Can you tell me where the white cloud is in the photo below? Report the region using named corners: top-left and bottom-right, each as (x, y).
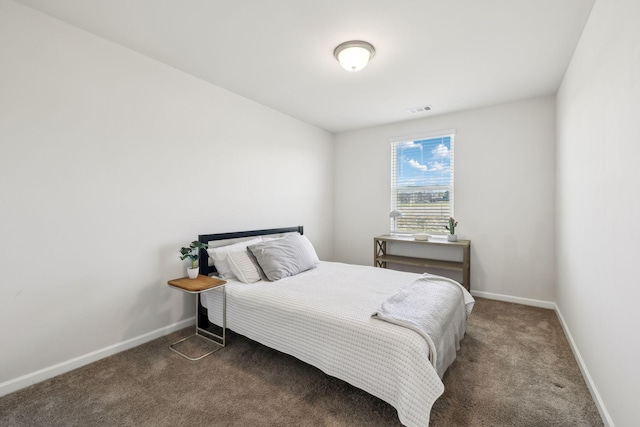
top-left (431, 143), bottom-right (449, 158)
top-left (429, 162), bottom-right (444, 171)
top-left (408, 159), bottom-right (427, 171)
top-left (399, 141), bottom-right (422, 149)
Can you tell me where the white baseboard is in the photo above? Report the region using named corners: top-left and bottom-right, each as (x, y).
top-left (554, 307), bottom-right (614, 427)
top-left (0, 317), bottom-right (194, 398)
top-left (470, 290), bottom-right (556, 309)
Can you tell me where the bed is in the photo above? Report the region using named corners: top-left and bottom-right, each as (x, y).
top-left (195, 226), bottom-right (474, 427)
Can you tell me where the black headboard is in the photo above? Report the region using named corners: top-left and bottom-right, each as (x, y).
top-left (197, 226), bottom-right (304, 276)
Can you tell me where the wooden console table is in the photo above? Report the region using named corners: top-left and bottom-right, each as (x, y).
top-left (374, 235), bottom-right (471, 291)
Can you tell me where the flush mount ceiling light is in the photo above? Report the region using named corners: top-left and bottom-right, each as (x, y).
top-left (333, 40), bottom-right (376, 72)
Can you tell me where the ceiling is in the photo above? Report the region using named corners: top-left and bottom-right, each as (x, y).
top-left (15, 0), bottom-right (595, 134)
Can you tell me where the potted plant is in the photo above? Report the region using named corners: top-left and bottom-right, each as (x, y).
top-left (179, 241), bottom-right (209, 279)
top-left (445, 217), bottom-right (458, 242)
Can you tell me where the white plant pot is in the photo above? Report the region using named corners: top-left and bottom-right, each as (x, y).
top-left (447, 234), bottom-right (458, 242)
top-left (187, 267), bottom-right (199, 279)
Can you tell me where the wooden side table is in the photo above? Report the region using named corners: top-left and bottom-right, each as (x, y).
top-left (167, 275), bottom-right (227, 361)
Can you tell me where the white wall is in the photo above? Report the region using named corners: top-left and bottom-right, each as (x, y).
top-left (0, 0), bottom-right (333, 391)
top-left (334, 96), bottom-right (556, 303)
top-left (556, 0), bottom-right (640, 425)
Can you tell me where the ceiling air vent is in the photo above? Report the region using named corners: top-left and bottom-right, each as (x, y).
top-left (407, 105), bottom-right (432, 115)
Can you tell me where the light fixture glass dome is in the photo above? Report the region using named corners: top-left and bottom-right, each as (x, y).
top-left (334, 41), bottom-right (376, 72)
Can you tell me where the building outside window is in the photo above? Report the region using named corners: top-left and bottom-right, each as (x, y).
top-left (390, 131), bottom-right (455, 234)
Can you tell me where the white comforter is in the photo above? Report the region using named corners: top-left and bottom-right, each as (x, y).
top-left (201, 261), bottom-right (474, 427)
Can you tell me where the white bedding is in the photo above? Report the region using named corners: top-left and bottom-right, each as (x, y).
top-left (201, 261), bottom-right (474, 427)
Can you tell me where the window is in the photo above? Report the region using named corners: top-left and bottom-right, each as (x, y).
top-left (390, 132), bottom-right (455, 234)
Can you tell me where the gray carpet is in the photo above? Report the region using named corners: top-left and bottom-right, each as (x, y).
top-left (0, 298), bottom-right (603, 426)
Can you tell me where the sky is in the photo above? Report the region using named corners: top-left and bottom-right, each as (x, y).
top-left (396, 136), bottom-right (453, 188)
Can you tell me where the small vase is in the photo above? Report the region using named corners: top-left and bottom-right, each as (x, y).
top-left (187, 267), bottom-right (199, 279)
top-left (447, 234), bottom-right (457, 242)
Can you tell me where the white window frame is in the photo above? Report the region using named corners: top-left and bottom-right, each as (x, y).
top-left (390, 130), bottom-right (455, 235)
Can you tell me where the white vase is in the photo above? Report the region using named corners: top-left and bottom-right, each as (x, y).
top-left (187, 267), bottom-right (199, 279)
top-left (447, 234), bottom-right (457, 242)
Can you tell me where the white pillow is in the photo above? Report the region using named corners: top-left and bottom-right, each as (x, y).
top-left (299, 235), bottom-right (320, 264)
top-left (227, 250), bottom-right (261, 283)
top-left (207, 237), bottom-right (262, 279)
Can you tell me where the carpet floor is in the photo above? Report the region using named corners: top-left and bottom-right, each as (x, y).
top-left (0, 298), bottom-right (603, 426)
